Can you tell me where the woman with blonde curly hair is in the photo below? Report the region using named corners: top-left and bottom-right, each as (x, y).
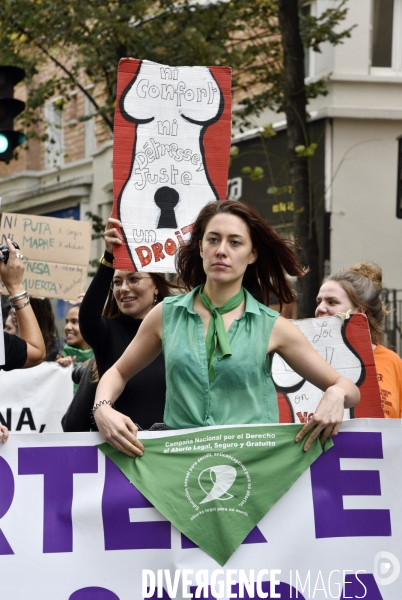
top-left (316, 261), bottom-right (402, 418)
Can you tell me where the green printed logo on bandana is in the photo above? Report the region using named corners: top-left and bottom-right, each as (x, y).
top-left (185, 452), bottom-right (251, 518)
top-left (98, 424), bottom-right (332, 566)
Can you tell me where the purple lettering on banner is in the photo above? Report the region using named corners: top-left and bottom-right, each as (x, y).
top-left (228, 582), bottom-right (305, 599)
top-left (181, 534), bottom-right (198, 549)
top-left (181, 525), bottom-right (267, 549)
top-left (102, 458), bottom-right (171, 550)
top-left (182, 582), bottom-right (305, 599)
top-left (18, 446), bottom-right (98, 553)
top-left (69, 587), bottom-right (120, 600)
top-left (147, 588), bottom-right (173, 600)
top-left (341, 573), bottom-right (383, 599)
top-left (274, 582), bottom-right (306, 600)
top-left (0, 456), bottom-right (14, 555)
top-left (189, 585), bottom-right (217, 599)
top-left (242, 526), bottom-right (267, 544)
top-left (310, 432), bottom-right (391, 538)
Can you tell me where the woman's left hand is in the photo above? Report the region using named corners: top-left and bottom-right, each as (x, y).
top-left (295, 384), bottom-right (346, 451)
top-left (269, 318), bottom-right (360, 451)
top-left (103, 217), bottom-right (123, 255)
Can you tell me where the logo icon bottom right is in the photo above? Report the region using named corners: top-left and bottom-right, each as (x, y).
top-left (374, 551), bottom-right (400, 586)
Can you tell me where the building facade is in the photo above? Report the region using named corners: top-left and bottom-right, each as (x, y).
top-left (230, 0), bottom-right (402, 296)
top-left (0, 1), bottom-right (401, 329)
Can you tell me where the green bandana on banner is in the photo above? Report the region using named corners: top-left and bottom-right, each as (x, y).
top-left (98, 424), bottom-right (332, 566)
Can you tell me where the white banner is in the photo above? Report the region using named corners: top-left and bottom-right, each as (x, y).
top-left (0, 419), bottom-right (400, 599)
top-left (0, 362), bottom-right (73, 432)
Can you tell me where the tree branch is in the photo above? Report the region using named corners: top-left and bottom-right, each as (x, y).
top-left (10, 16), bottom-right (114, 132)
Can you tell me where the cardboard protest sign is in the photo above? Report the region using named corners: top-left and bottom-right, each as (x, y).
top-left (273, 314), bottom-right (383, 423)
top-left (0, 213), bottom-right (91, 300)
top-left (113, 58), bottom-right (232, 272)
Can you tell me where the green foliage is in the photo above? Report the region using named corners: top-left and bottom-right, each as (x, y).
top-left (299, 0), bottom-right (355, 52)
top-left (233, 0), bottom-right (354, 124)
top-left (86, 211), bottom-right (105, 240)
top-left (86, 211), bottom-right (106, 276)
top-left (267, 185), bottom-right (292, 196)
top-left (261, 124), bottom-right (277, 139)
top-left (295, 143), bottom-right (318, 158)
top-left (241, 165), bottom-right (265, 180)
top-left (0, 0), bottom-right (353, 140)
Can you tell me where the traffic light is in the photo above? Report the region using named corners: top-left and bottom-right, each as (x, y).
top-left (0, 66), bottom-right (26, 162)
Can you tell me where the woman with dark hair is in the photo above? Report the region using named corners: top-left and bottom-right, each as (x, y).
top-left (29, 298), bottom-right (65, 361)
top-left (93, 200), bottom-right (360, 455)
top-left (316, 261), bottom-right (402, 418)
top-left (4, 309), bottom-right (18, 336)
top-left (62, 216), bottom-right (177, 431)
top-left (176, 199), bottom-right (301, 307)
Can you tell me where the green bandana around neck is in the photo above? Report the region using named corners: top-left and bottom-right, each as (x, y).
top-left (62, 344), bottom-right (93, 365)
top-left (199, 285), bottom-right (245, 381)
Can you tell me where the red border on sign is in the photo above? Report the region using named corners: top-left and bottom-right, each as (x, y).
top-left (112, 59), bottom-right (231, 271)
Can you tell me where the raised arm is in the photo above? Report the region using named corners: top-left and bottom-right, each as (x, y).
top-left (93, 302), bottom-right (163, 456)
top-left (0, 240), bottom-right (45, 367)
top-left (269, 316), bottom-right (360, 451)
top-left (79, 217), bottom-right (123, 349)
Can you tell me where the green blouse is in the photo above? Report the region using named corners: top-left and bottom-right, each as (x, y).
top-left (162, 286), bottom-right (280, 429)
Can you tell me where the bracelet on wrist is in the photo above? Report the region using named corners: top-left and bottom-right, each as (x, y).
top-left (92, 399), bottom-right (115, 417)
top-left (104, 249), bottom-right (114, 262)
top-left (12, 298), bottom-right (30, 311)
top-left (8, 290), bottom-right (28, 304)
top-left (99, 254), bottom-right (114, 268)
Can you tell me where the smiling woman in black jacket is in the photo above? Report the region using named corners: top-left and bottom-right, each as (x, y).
top-left (62, 217), bottom-right (177, 431)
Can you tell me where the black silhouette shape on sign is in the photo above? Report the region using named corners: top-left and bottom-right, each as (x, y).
top-left (154, 186), bottom-right (179, 228)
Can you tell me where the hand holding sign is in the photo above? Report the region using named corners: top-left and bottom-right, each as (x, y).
top-left (0, 238), bottom-right (25, 296)
top-left (294, 383), bottom-right (346, 451)
top-left (273, 315), bottom-right (382, 424)
top-left (103, 217), bottom-right (123, 256)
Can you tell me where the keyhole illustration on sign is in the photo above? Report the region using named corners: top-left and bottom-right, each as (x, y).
top-left (113, 58), bottom-right (231, 272)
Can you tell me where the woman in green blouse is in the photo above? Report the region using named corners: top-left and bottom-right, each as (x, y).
top-left (92, 200), bottom-right (360, 456)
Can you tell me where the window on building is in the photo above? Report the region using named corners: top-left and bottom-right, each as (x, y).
top-left (300, 3), bottom-right (312, 78)
top-left (371, 0), bottom-right (402, 72)
top-left (372, 0), bottom-right (394, 67)
top-left (44, 99), bottom-right (64, 168)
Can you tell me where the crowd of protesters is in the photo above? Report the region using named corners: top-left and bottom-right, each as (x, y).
top-left (1, 202), bottom-right (401, 447)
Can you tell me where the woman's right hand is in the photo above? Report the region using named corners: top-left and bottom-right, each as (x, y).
top-left (0, 425), bottom-right (9, 443)
top-left (56, 355), bottom-right (76, 367)
top-left (103, 217), bottom-right (123, 255)
top-left (0, 239), bottom-right (25, 295)
top-left (94, 403), bottom-right (145, 457)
